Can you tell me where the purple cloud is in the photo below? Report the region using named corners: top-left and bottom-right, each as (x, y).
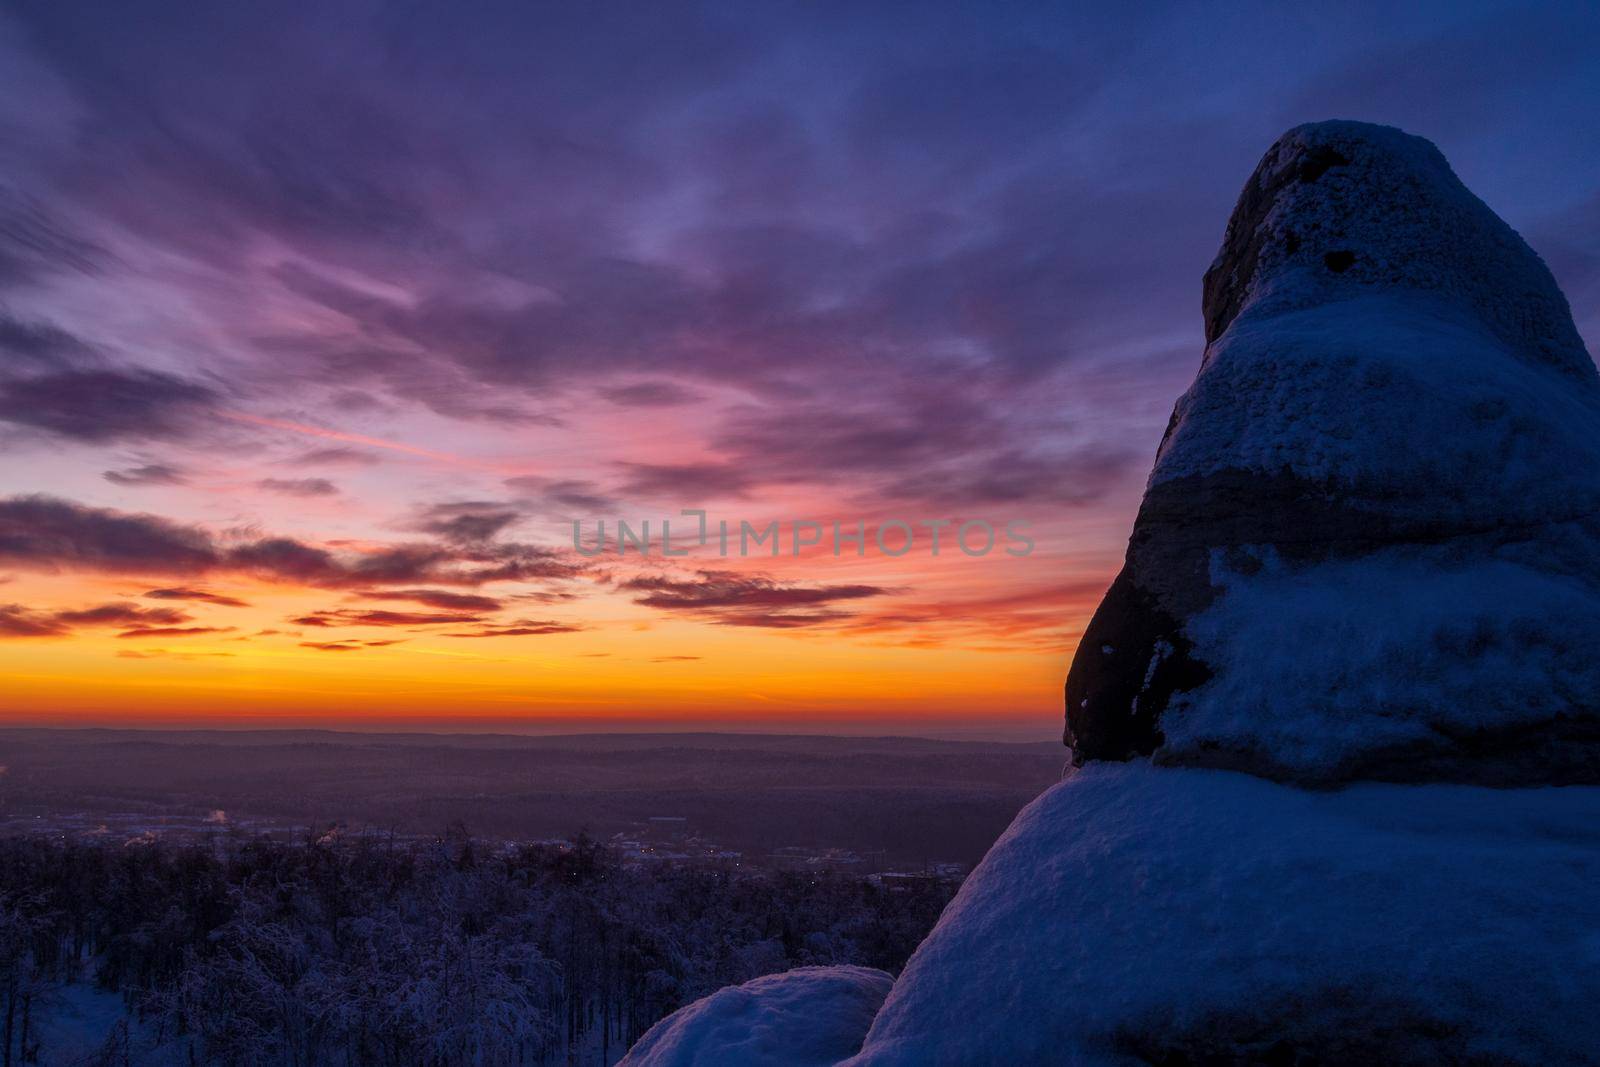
top-left (0, 604), bottom-right (68, 638)
top-left (443, 619), bottom-right (582, 638)
top-left (54, 603), bottom-right (190, 627)
top-left (614, 462), bottom-right (754, 501)
top-left (255, 477), bottom-right (340, 497)
top-left (599, 381), bottom-right (704, 407)
top-left (0, 368), bottom-right (218, 443)
top-left (116, 625), bottom-right (234, 639)
top-left (356, 588), bottom-right (504, 612)
top-left (0, 599), bottom-right (216, 640)
top-left (287, 446), bottom-right (380, 467)
top-left (0, 188), bottom-right (104, 286)
top-left (291, 609), bottom-right (486, 628)
top-left (0, 314), bottom-right (95, 366)
top-left (0, 495), bottom-right (216, 574)
top-left (104, 464), bottom-right (191, 487)
top-left (505, 477), bottom-right (617, 515)
top-left (0, 494), bottom-right (586, 589)
top-left (413, 502), bottom-right (522, 544)
top-left (143, 586), bottom-right (251, 607)
top-left (622, 570), bottom-right (892, 628)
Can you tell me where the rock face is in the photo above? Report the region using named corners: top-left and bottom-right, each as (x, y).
top-left (1064, 120), bottom-right (1600, 784)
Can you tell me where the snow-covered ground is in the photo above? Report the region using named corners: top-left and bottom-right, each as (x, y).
top-left (34, 982), bottom-right (132, 1065)
top-left (846, 762), bottom-right (1600, 1066)
top-left (30, 980), bottom-right (185, 1066)
top-left (620, 966), bottom-right (892, 1067)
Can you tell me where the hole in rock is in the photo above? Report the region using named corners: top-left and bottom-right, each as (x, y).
top-left (1297, 146), bottom-right (1350, 183)
top-left (1324, 250), bottom-right (1356, 273)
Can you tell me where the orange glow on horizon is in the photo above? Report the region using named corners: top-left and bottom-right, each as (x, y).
top-left (0, 533), bottom-right (1104, 737)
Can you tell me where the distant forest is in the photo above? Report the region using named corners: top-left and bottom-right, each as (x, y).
top-left (0, 831), bottom-right (956, 1066)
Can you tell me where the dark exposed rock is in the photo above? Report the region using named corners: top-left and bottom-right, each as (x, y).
top-left (1065, 121), bottom-right (1600, 784)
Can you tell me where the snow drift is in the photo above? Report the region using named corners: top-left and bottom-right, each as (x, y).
top-left (845, 763), bottom-right (1600, 1065)
top-left (620, 966), bottom-right (892, 1067)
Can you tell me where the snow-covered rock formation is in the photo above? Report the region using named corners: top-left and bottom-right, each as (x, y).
top-left (624, 121), bottom-right (1600, 1066)
top-left (1065, 120), bottom-right (1600, 785)
top-left (620, 966), bottom-right (892, 1067)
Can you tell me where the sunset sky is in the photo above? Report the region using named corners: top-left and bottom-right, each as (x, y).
top-left (1, 1), bottom-right (1596, 735)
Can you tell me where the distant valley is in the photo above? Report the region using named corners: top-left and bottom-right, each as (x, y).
top-left (0, 728), bottom-right (1064, 868)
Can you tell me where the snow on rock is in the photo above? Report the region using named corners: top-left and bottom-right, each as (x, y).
top-left (620, 965), bottom-right (893, 1067)
top-left (846, 761), bottom-right (1600, 1067)
top-left (1064, 120), bottom-right (1600, 784)
top-left (1160, 549), bottom-right (1600, 781)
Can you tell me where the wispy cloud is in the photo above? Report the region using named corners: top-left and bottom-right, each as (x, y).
top-left (0, 600), bottom-right (200, 639)
top-left (443, 619), bottom-right (582, 638)
top-left (505, 477), bottom-right (616, 515)
top-left (623, 570), bottom-right (893, 628)
top-left (412, 502), bottom-right (522, 544)
top-left (104, 464), bottom-right (190, 487)
top-left (143, 587), bottom-right (251, 607)
top-left (116, 625), bottom-right (235, 639)
top-left (287, 446), bottom-right (381, 467)
top-left (255, 477), bottom-right (340, 497)
top-left (0, 313), bottom-right (95, 366)
top-left (301, 638), bottom-right (406, 652)
top-left (355, 588), bottom-right (504, 611)
top-left (599, 381), bottom-right (704, 408)
top-left (0, 605), bottom-right (68, 638)
top-left (220, 412), bottom-right (468, 463)
top-left (615, 462), bottom-right (754, 501)
top-left (0, 368), bottom-right (218, 444)
top-left (0, 494), bottom-right (587, 589)
top-left (291, 608), bottom-right (487, 628)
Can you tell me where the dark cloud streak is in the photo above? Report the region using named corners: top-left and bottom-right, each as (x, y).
top-left (623, 570), bottom-right (892, 628)
top-left (104, 464), bottom-right (190, 487)
top-left (0, 494), bottom-right (585, 588)
top-left (0, 368), bottom-right (218, 444)
top-left (144, 586), bottom-right (250, 607)
top-left (255, 477), bottom-right (339, 497)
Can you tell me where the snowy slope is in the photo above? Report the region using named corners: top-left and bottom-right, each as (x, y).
top-left (620, 966), bottom-right (892, 1067)
top-left (847, 762), bottom-right (1600, 1066)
